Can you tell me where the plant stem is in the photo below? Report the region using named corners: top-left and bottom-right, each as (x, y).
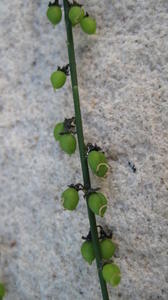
top-left (63, 1), bottom-right (110, 299)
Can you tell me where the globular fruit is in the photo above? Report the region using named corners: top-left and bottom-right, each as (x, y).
top-left (54, 122), bottom-right (64, 141)
top-left (69, 6), bottom-right (85, 25)
top-left (100, 239), bottom-right (116, 259)
top-left (102, 263), bottom-right (121, 287)
top-left (88, 150), bottom-right (108, 177)
top-left (80, 16), bottom-right (96, 34)
top-left (50, 70), bottom-right (66, 90)
top-left (61, 187), bottom-right (79, 210)
top-left (81, 241), bottom-right (95, 265)
top-left (88, 192), bottom-right (107, 217)
top-left (0, 283), bottom-right (5, 298)
top-left (47, 5), bottom-right (62, 25)
top-left (59, 133), bottom-right (76, 155)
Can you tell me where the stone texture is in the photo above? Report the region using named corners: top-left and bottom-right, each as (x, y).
top-left (0, 0), bottom-right (168, 299)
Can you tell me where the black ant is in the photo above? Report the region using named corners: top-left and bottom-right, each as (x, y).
top-left (128, 161), bottom-right (136, 173)
top-left (59, 117), bottom-right (76, 135)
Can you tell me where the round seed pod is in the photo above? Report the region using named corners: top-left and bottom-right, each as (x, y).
top-left (100, 239), bottom-right (116, 259)
top-left (88, 150), bottom-right (108, 177)
top-left (61, 187), bottom-right (79, 210)
top-left (88, 192), bottom-right (107, 217)
top-left (102, 263), bottom-right (121, 287)
top-left (80, 16), bottom-right (96, 34)
top-left (59, 133), bottom-right (76, 155)
top-left (47, 5), bottom-right (62, 26)
top-left (69, 6), bottom-right (85, 25)
top-left (109, 274), bottom-right (121, 287)
top-left (50, 71), bottom-right (66, 90)
top-left (81, 241), bottom-right (95, 265)
top-left (54, 122), bottom-right (64, 141)
top-left (96, 152), bottom-right (109, 177)
top-left (0, 283), bottom-right (5, 298)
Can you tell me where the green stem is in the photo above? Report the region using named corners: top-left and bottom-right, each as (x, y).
top-left (63, 1), bottom-right (110, 299)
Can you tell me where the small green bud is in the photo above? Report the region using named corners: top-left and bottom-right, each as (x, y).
top-left (47, 5), bottom-right (62, 26)
top-left (88, 150), bottom-right (108, 177)
top-left (88, 192), bottom-right (107, 217)
top-left (50, 70), bottom-right (66, 90)
top-left (59, 133), bottom-right (76, 155)
top-left (81, 241), bottom-right (95, 265)
top-left (100, 239), bottom-right (116, 259)
top-left (0, 283), bottom-right (5, 298)
top-left (54, 122), bottom-right (64, 141)
top-left (69, 6), bottom-right (85, 25)
top-left (61, 187), bottom-right (79, 210)
top-left (102, 263), bottom-right (121, 287)
top-left (80, 16), bottom-right (96, 34)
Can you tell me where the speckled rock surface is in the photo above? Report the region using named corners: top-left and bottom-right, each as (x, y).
top-left (0, 0), bottom-right (168, 299)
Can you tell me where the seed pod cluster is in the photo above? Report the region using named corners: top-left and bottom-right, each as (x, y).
top-left (47, 0), bottom-right (121, 292)
top-left (47, 1), bottom-right (96, 34)
top-left (81, 237), bottom-right (116, 265)
top-left (54, 121), bottom-right (76, 155)
top-left (68, 4), bottom-right (96, 34)
top-left (81, 236), bottom-right (121, 287)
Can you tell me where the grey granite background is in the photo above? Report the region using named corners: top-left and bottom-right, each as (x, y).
top-left (0, 0), bottom-right (168, 299)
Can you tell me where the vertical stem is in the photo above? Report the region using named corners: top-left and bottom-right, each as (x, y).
top-left (63, 1), bottom-right (110, 299)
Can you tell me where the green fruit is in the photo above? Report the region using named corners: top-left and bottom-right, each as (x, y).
top-left (109, 274), bottom-right (121, 287)
top-left (88, 192), bottom-right (107, 217)
top-left (0, 283), bottom-right (5, 298)
top-left (47, 5), bottom-right (62, 26)
top-left (96, 152), bottom-right (109, 177)
top-left (61, 187), bottom-right (79, 210)
top-left (54, 122), bottom-right (64, 141)
top-left (59, 134), bottom-right (76, 155)
top-left (69, 6), bottom-right (85, 25)
top-left (81, 241), bottom-right (95, 265)
top-left (102, 263), bottom-right (121, 287)
top-left (50, 71), bottom-right (66, 90)
top-left (88, 150), bottom-right (108, 177)
top-left (80, 16), bottom-right (96, 34)
top-left (100, 239), bottom-right (116, 259)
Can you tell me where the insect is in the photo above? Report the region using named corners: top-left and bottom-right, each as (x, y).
top-left (10, 240), bottom-right (16, 248)
top-left (63, 117), bottom-right (76, 134)
top-left (128, 161), bottom-right (136, 173)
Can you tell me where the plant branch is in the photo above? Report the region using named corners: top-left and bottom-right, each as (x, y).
top-left (63, 1), bottom-right (110, 299)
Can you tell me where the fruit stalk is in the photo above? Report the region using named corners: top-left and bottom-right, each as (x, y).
top-left (63, 1), bottom-right (109, 299)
